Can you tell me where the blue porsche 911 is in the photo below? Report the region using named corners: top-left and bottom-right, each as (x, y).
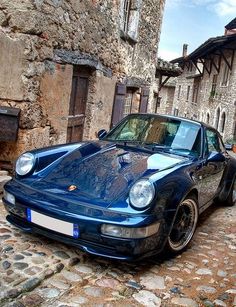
top-left (3, 114), bottom-right (236, 260)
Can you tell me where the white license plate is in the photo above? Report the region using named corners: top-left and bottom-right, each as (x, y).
top-left (26, 209), bottom-right (79, 238)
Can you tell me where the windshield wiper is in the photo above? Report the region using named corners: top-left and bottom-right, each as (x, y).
top-left (162, 147), bottom-right (195, 157)
top-left (142, 142), bottom-right (171, 151)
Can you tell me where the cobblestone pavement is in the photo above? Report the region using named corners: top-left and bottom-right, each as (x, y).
top-left (0, 199), bottom-right (235, 307)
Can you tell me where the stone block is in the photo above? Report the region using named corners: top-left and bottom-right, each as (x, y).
top-left (0, 10), bottom-right (6, 25)
top-left (84, 73), bottom-right (117, 140)
top-left (39, 62), bottom-right (73, 144)
top-left (0, 33), bottom-right (26, 101)
top-left (0, 127), bottom-right (51, 163)
top-left (9, 10), bottom-right (48, 34)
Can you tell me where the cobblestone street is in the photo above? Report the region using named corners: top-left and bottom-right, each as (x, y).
top-left (0, 198), bottom-right (235, 307)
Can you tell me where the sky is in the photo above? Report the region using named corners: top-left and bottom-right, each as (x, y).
top-left (158, 0), bottom-right (236, 61)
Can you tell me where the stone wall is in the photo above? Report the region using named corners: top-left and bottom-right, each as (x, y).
top-left (172, 52), bottom-right (236, 141)
top-left (0, 0), bottom-right (165, 165)
top-left (198, 51), bottom-right (236, 141)
top-left (172, 64), bottom-right (200, 118)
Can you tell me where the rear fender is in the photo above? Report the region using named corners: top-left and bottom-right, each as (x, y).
top-left (217, 158), bottom-right (236, 202)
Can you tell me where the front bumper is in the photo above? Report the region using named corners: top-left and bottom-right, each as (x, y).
top-left (3, 180), bottom-right (165, 260)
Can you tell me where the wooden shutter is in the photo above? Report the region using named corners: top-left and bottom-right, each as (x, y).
top-left (111, 83), bottom-right (126, 127)
top-left (139, 87), bottom-right (149, 113)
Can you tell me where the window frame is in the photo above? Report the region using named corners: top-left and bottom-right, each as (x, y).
top-left (221, 63), bottom-right (230, 87)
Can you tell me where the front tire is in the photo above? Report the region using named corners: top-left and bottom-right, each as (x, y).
top-left (165, 195), bottom-right (199, 254)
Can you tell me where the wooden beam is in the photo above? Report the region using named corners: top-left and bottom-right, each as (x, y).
top-left (199, 58), bottom-right (210, 75)
top-left (210, 55), bottom-right (220, 73)
top-left (230, 49), bottom-right (235, 71)
top-left (192, 60), bottom-right (202, 75)
top-left (159, 75), bottom-right (170, 91)
top-left (220, 50), bottom-right (231, 70)
top-left (209, 58), bottom-right (212, 75)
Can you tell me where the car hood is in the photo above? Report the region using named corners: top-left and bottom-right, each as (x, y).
top-left (31, 141), bottom-right (187, 208)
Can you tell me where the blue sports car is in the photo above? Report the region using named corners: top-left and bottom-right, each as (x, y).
top-left (3, 114), bottom-right (236, 260)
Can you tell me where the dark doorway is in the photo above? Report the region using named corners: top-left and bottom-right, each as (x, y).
top-left (67, 66), bottom-right (90, 143)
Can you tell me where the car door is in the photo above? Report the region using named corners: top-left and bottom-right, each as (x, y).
top-left (197, 128), bottom-right (228, 208)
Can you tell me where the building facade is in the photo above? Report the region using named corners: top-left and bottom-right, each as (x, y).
top-left (0, 0), bottom-right (165, 166)
top-left (171, 20), bottom-right (236, 142)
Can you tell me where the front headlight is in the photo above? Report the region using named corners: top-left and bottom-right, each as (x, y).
top-left (16, 153), bottom-right (35, 176)
top-left (129, 179), bottom-right (155, 209)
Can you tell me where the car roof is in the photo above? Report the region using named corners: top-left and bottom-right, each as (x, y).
top-left (128, 113), bottom-right (217, 132)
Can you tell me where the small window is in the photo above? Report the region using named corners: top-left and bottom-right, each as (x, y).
top-left (192, 84), bottom-right (198, 103)
top-left (210, 74), bottom-right (218, 98)
top-left (221, 63), bottom-right (230, 86)
top-left (206, 129), bottom-right (221, 153)
top-left (186, 85), bottom-right (190, 101)
top-left (220, 112), bottom-right (226, 133)
top-left (206, 113), bottom-right (210, 124)
top-left (123, 0), bottom-right (131, 34)
top-left (173, 108), bottom-right (179, 116)
top-left (215, 108), bottom-right (220, 130)
top-left (177, 85), bottom-right (181, 99)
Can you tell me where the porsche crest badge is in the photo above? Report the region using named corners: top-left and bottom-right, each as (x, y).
top-left (68, 185), bottom-right (77, 191)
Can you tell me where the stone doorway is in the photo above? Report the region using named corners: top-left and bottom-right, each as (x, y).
top-left (67, 66), bottom-right (90, 143)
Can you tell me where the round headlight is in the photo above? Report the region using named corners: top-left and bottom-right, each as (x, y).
top-left (129, 179), bottom-right (155, 209)
top-left (16, 153), bottom-right (35, 176)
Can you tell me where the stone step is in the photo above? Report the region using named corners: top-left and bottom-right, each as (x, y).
top-left (0, 175), bottom-right (12, 193)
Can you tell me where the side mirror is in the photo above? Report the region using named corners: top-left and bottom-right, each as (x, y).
top-left (97, 129), bottom-right (107, 140)
top-left (207, 151), bottom-right (225, 163)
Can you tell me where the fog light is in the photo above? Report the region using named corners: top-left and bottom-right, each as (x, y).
top-left (3, 190), bottom-right (15, 205)
top-left (101, 223), bottom-right (160, 239)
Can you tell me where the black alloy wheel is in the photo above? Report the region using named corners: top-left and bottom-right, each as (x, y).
top-left (166, 196), bottom-right (199, 253)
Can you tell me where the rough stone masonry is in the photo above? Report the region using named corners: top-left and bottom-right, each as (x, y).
top-left (0, 0), bottom-right (165, 166)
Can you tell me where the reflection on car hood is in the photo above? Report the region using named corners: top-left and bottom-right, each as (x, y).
top-left (32, 141), bottom-right (187, 207)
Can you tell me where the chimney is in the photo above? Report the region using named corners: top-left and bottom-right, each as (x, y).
top-left (182, 44), bottom-right (188, 57)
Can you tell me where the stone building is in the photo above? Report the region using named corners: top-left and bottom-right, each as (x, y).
top-left (171, 20), bottom-right (236, 142)
top-left (0, 0), bottom-right (165, 167)
top-left (154, 58), bottom-right (181, 115)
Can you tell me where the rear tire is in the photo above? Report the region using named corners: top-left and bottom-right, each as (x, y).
top-left (165, 195), bottom-right (199, 254)
top-left (224, 176), bottom-right (236, 206)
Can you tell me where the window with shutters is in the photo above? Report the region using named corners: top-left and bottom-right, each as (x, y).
top-left (120, 0), bottom-right (142, 43)
top-left (111, 84), bottom-right (149, 128)
top-left (123, 88), bottom-right (141, 117)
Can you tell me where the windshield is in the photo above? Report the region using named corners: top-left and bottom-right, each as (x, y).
top-left (105, 114), bottom-right (201, 157)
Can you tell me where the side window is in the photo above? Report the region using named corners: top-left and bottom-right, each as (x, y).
top-left (206, 129), bottom-right (221, 153)
top-left (218, 134), bottom-right (226, 152)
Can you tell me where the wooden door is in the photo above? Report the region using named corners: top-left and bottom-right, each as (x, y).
top-left (67, 67), bottom-right (89, 143)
